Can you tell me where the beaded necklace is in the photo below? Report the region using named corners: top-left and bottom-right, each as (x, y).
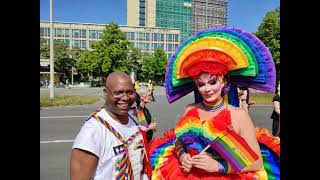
top-left (201, 99), bottom-right (225, 112)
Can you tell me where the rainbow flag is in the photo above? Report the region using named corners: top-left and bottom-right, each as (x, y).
top-left (137, 109), bottom-right (148, 127)
top-left (149, 138), bottom-right (176, 180)
top-left (204, 126), bottom-right (259, 172)
top-left (175, 109), bottom-right (259, 172)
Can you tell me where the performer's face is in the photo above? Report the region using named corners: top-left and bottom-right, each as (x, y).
top-left (194, 72), bottom-right (225, 103)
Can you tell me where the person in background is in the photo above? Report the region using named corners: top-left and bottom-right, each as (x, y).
top-left (147, 80), bottom-right (155, 102)
top-left (271, 84), bottom-right (280, 137)
top-left (133, 86), bottom-right (158, 142)
top-left (238, 86), bottom-right (255, 112)
top-left (134, 80), bottom-right (140, 91)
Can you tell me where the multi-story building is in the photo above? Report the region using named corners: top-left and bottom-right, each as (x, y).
top-left (192, 0), bottom-right (228, 33)
top-left (128, 0), bottom-right (192, 43)
top-left (40, 21), bottom-right (180, 59)
top-left (127, 0), bottom-right (228, 43)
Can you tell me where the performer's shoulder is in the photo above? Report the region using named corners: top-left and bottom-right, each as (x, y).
top-left (185, 103), bottom-right (197, 110)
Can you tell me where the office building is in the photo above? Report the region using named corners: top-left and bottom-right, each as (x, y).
top-left (127, 0), bottom-right (228, 42)
top-left (40, 21), bottom-right (180, 59)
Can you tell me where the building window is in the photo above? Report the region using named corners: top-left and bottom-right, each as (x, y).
top-left (146, 43), bottom-right (150, 51)
top-left (168, 44), bottom-right (173, 51)
top-left (166, 34), bottom-right (173, 42)
top-left (140, 7), bottom-right (145, 13)
top-left (40, 28), bottom-right (44, 36)
top-left (89, 30), bottom-right (97, 39)
top-left (126, 32), bottom-right (135, 40)
top-left (55, 28), bottom-right (63, 37)
top-left (160, 34), bottom-right (164, 41)
top-left (138, 32), bottom-right (145, 41)
top-left (153, 43), bottom-right (158, 50)
top-left (65, 29), bottom-right (70, 37)
top-left (145, 33), bottom-right (150, 41)
top-left (159, 43), bottom-right (164, 50)
top-left (140, 0), bottom-right (145, 8)
top-left (98, 30), bottom-right (104, 39)
top-left (175, 34), bottom-right (179, 42)
top-left (152, 33), bottom-right (158, 41)
top-left (174, 44), bottom-right (178, 51)
top-left (72, 40), bottom-right (80, 48)
top-left (81, 40), bottom-right (87, 49)
top-left (64, 39), bottom-right (70, 47)
top-left (81, 30), bottom-right (87, 38)
top-left (72, 29), bottom-right (80, 38)
top-left (139, 19), bottom-right (145, 26)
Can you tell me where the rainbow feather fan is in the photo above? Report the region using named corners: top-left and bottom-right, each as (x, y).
top-left (175, 109), bottom-right (259, 172)
top-left (165, 26), bottom-right (276, 103)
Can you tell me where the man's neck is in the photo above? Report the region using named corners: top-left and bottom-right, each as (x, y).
top-left (104, 107), bottom-right (129, 125)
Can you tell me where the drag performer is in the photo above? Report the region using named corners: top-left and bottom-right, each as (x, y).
top-left (149, 27), bottom-right (280, 180)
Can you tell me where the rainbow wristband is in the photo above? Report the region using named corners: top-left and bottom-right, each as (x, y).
top-left (177, 149), bottom-right (186, 158)
top-left (218, 162), bottom-right (226, 173)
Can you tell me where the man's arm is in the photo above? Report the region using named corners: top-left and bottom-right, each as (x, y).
top-left (70, 148), bottom-right (99, 180)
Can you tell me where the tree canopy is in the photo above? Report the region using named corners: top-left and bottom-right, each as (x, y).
top-left (76, 23), bottom-right (131, 78)
top-left (254, 6), bottom-right (280, 88)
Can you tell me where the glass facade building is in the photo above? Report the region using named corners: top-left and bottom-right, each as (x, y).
top-left (156, 0), bottom-right (192, 43)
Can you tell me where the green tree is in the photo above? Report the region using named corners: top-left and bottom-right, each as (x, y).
top-left (128, 47), bottom-right (143, 72)
top-left (40, 38), bottom-right (76, 83)
top-left (53, 40), bottom-right (72, 73)
top-left (254, 7), bottom-right (280, 89)
top-left (142, 48), bottom-right (168, 84)
top-left (40, 38), bottom-right (49, 59)
top-left (76, 23), bottom-right (130, 78)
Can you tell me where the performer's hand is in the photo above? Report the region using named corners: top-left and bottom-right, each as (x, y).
top-left (148, 122), bottom-right (158, 130)
top-left (180, 153), bottom-right (192, 173)
top-left (191, 153), bottom-right (219, 173)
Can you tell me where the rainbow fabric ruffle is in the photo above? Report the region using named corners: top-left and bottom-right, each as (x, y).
top-left (149, 128), bottom-right (280, 180)
top-left (165, 27), bottom-right (276, 103)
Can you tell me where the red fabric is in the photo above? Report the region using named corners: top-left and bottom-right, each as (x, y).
top-left (139, 129), bottom-right (152, 179)
top-left (185, 60), bottom-right (228, 77)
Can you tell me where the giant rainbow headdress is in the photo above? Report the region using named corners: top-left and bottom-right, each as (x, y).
top-left (165, 26), bottom-right (276, 104)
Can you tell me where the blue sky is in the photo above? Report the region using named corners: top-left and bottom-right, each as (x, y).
top-left (40, 0), bottom-right (279, 33)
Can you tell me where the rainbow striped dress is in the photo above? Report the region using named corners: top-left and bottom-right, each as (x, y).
top-left (149, 107), bottom-right (279, 180)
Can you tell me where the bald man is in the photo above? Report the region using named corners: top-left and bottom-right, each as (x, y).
top-left (70, 71), bottom-right (151, 180)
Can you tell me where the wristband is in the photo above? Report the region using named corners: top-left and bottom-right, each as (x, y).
top-left (177, 149), bottom-right (186, 158)
top-left (218, 162), bottom-right (226, 173)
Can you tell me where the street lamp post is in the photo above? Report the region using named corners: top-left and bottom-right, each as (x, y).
top-left (49, 0), bottom-right (55, 98)
top-left (71, 67), bottom-right (74, 85)
top-left (69, 54), bottom-right (74, 86)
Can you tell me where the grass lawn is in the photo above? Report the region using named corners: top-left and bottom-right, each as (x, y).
top-left (250, 93), bottom-right (275, 105)
top-left (40, 96), bottom-right (99, 107)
